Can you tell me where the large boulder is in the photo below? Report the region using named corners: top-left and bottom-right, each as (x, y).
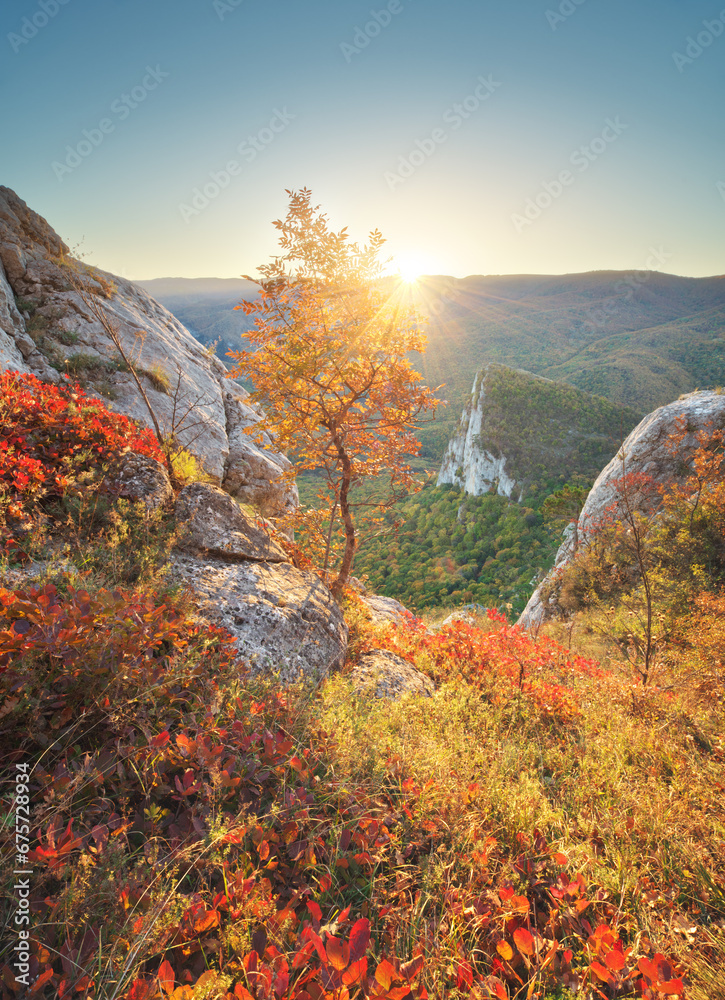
top-left (170, 554), bottom-right (348, 684)
top-left (519, 389), bottom-right (725, 628)
top-left (0, 186), bottom-right (297, 517)
top-left (351, 650), bottom-right (435, 700)
top-left (174, 482), bottom-right (289, 563)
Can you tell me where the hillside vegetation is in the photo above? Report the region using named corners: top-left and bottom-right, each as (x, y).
top-left (1, 372), bottom-right (724, 1000)
top-left (440, 365), bottom-right (642, 495)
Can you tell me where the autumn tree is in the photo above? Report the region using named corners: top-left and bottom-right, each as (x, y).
top-left (227, 189), bottom-right (441, 599)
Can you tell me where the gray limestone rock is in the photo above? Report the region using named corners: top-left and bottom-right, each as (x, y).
top-left (361, 593), bottom-right (413, 626)
top-left (519, 389), bottom-right (725, 628)
top-left (174, 482), bottom-right (289, 563)
top-left (170, 554), bottom-right (348, 683)
top-left (104, 452), bottom-right (174, 512)
top-left (351, 649), bottom-right (435, 700)
top-left (0, 186), bottom-right (296, 516)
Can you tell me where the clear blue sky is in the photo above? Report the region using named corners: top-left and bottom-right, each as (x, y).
top-left (1, 0), bottom-right (723, 280)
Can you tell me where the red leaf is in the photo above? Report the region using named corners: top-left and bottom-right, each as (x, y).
top-left (605, 949), bottom-right (626, 972)
top-left (326, 936), bottom-right (350, 972)
top-left (307, 900), bottom-right (322, 922)
top-left (349, 918), bottom-right (370, 963)
top-left (401, 955), bottom-right (424, 982)
top-left (456, 960), bottom-right (473, 989)
top-left (342, 957), bottom-right (368, 986)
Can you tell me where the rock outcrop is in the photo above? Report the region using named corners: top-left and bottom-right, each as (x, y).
top-left (519, 389), bottom-right (725, 628)
top-left (104, 453), bottom-right (174, 512)
top-left (170, 554), bottom-right (348, 684)
top-left (437, 363), bottom-right (641, 502)
top-left (0, 186), bottom-right (296, 517)
top-left (175, 482), bottom-right (289, 563)
top-left (438, 368), bottom-right (517, 499)
top-left (351, 650), bottom-right (435, 700)
top-left (361, 593), bottom-right (413, 626)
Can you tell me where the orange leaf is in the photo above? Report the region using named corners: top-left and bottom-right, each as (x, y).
top-left (157, 960), bottom-right (175, 997)
top-left (590, 961), bottom-right (615, 985)
top-left (375, 959), bottom-right (398, 990)
top-left (326, 936), bottom-right (350, 972)
top-left (496, 941), bottom-right (514, 961)
top-left (513, 927), bottom-right (534, 956)
top-left (657, 980), bottom-right (685, 996)
top-left (192, 910), bottom-right (219, 933)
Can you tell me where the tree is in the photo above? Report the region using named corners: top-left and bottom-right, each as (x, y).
top-left (541, 482), bottom-right (587, 553)
top-left (227, 189), bottom-right (442, 599)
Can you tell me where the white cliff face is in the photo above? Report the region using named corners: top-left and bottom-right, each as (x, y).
top-left (0, 186), bottom-right (296, 517)
top-left (437, 371), bottom-right (517, 499)
top-left (518, 388), bottom-right (725, 628)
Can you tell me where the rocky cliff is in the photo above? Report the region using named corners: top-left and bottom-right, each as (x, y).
top-left (437, 363), bottom-right (641, 501)
top-left (519, 388), bottom-right (725, 627)
top-left (437, 366), bottom-right (518, 499)
top-left (0, 186), bottom-right (295, 516)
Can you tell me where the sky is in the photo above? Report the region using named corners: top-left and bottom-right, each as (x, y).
top-left (1, 0), bottom-right (723, 281)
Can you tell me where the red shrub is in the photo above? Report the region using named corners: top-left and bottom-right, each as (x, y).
top-left (0, 370), bottom-right (162, 516)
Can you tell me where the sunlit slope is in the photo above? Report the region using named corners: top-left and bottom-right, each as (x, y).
top-left (540, 303), bottom-right (725, 410)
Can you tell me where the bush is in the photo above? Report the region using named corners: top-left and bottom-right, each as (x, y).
top-left (0, 371), bottom-right (163, 526)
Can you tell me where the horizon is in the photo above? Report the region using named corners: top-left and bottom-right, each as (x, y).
top-left (134, 267), bottom-right (725, 284)
top-left (2, 0), bottom-right (723, 280)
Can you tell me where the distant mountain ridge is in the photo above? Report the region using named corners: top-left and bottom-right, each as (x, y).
top-left (140, 269), bottom-right (725, 461)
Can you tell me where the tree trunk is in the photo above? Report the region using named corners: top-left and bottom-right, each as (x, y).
top-left (330, 430), bottom-right (356, 602)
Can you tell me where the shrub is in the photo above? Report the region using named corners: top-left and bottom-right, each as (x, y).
top-left (0, 371), bottom-right (163, 525)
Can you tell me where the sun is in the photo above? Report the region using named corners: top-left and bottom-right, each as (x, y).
top-left (396, 255), bottom-right (428, 284)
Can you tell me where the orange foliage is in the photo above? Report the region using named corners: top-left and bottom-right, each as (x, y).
top-left (227, 190), bottom-right (440, 596)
